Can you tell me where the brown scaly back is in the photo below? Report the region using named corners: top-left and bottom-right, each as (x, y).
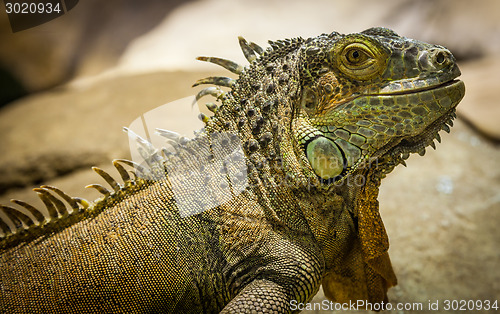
top-left (0, 159), bottom-right (149, 249)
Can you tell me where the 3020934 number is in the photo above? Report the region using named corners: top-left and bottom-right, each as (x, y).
top-left (5, 2), bottom-right (61, 14)
top-left (443, 299), bottom-right (499, 311)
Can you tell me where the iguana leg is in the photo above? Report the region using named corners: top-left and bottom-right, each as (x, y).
top-left (218, 233), bottom-right (323, 313)
top-left (220, 279), bottom-right (298, 313)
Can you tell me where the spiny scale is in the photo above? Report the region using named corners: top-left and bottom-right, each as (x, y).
top-left (435, 132), bottom-right (441, 143)
top-left (195, 86), bottom-right (225, 103)
top-left (0, 184), bottom-right (90, 237)
top-left (85, 184), bottom-right (111, 197)
top-left (123, 127), bottom-right (156, 156)
top-left (268, 39), bottom-right (289, 50)
top-left (113, 158), bottom-right (153, 180)
top-left (11, 199), bottom-right (45, 222)
top-left (155, 129), bottom-right (190, 147)
top-left (33, 188), bottom-right (62, 218)
top-left (123, 128), bottom-right (170, 178)
top-left (92, 167), bottom-right (121, 192)
top-left (41, 185), bottom-right (81, 212)
top-left (1, 205), bottom-right (36, 228)
top-left (238, 36), bottom-right (258, 63)
top-left (198, 113), bottom-right (210, 124)
top-left (196, 56), bottom-right (244, 74)
top-left (113, 160), bottom-right (131, 182)
top-left (36, 187), bottom-right (70, 216)
top-left (205, 103), bottom-right (218, 113)
top-left (193, 36), bottom-right (265, 117)
top-left (192, 76), bottom-right (236, 88)
top-left (0, 156), bottom-right (142, 243)
top-left (248, 41), bottom-right (264, 55)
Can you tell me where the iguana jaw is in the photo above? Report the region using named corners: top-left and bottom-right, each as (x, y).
top-left (374, 107), bottom-right (455, 167)
top-left (374, 79), bottom-right (464, 160)
top-left (353, 80), bottom-right (462, 182)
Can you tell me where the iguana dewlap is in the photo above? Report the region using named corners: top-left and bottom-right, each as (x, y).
top-left (0, 27), bottom-right (464, 313)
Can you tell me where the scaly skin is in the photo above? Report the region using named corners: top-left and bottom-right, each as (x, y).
top-left (0, 28), bottom-right (464, 313)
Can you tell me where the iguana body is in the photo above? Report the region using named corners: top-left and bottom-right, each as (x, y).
top-left (0, 28), bottom-right (464, 313)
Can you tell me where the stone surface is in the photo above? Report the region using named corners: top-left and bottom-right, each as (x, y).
top-left (457, 56), bottom-right (500, 140)
top-left (0, 0), bottom-right (189, 92)
top-left (0, 70), bottom-right (222, 196)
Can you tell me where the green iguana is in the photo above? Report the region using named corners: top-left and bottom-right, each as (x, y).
top-left (0, 27), bottom-right (464, 313)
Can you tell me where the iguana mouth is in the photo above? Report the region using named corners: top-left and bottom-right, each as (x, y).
top-left (375, 79), bottom-right (462, 96)
top-left (375, 79), bottom-right (464, 162)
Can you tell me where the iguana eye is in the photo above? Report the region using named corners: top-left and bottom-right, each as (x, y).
top-left (331, 37), bottom-right (389, 81)
top-left (344, 48), bottom-right (369, 65)
top-left (341, 44), bottom-right (373, 68)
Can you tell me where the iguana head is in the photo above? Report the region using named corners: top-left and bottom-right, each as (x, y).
top-left (296, 27), bottom-right (465, 181)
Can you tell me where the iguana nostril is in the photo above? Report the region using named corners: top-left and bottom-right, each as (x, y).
top-left (418, 49), bottom-right (453, 71)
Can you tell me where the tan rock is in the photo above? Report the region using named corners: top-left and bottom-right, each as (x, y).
top-left (0, 70), bottom-right (221, 195)
top-left (0, 0), bottom-right (186, 91)
top-left (457, 56), bottom-right (500, 140)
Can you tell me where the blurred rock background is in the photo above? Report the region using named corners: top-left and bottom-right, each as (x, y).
top-left (0, 0), bottom-right (499, 312)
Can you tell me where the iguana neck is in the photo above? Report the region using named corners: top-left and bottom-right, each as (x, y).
top-left (200, 47), bottom-right (307, 190)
